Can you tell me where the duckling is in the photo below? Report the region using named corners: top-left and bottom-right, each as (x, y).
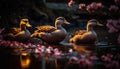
top-left (31, 17), bottom-right (70, 44)
top-left (70, 19), bottom-right (103, 44)
top-left (4, 18), bottom-right (32, 42)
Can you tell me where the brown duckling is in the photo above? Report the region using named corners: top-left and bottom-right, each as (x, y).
top-left (31, 17), bottom-right (70, 44)
top-left (70, 19), bottom-right (103, 44)
top-left (4, 18), bottom-right (32, 42)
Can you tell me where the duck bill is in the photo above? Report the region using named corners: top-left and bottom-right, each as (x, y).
top-left (26, 22), bottom-right (32, 27)
top-left (97, 22), bottom-right (103, 26)
top-left (64, 20), bottom-right (70, 24)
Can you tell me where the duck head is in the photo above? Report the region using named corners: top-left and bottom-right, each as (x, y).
top-left (55, 17), bottom-right (70, 29)
top-left (20, 18), bottom-right (32, 30)
top-left (87, 19), bottom-right (103, 26)
top-left (87, 19), bottom-right (103, 31)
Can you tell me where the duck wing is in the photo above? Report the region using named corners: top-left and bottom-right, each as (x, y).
top-left (3, 27), bottom-right (21, 36)
top-left (36, 25), bottom-right (56, 33)
top-left (9, 27), bottom-right (21, 35)
top-left (72, 30), bottom-right (87, 37)
top-left (2, 27), bottom-right (21, 40)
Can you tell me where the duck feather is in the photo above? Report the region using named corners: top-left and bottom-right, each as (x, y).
top-left (72, 30), bottom-right (87, 36)
top-left (36, 25), bottom-right (56, 33)
top-left (9, 27), bottom-right (21, 35)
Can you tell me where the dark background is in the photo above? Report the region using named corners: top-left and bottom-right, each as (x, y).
top-left (0, 0), bottom-right (119, 27)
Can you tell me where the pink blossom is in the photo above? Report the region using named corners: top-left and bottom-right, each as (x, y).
top-left (106, 20), bottom-right (113, 28)
top-left (10, 43), bottom-right (14, 47)
top-left (96, 2), bottom-right (104, 9)
top-left (5, 41), bottom-right (11, 46)
top-left (104, 61), bottom-right (120, 69)
top-left (68, 0), bottom-right (75, 7)
top-left (41, 45), bottom-right (45, 49)
top-left (46, 48), bottom-right (51, 54)
top-left (48, 46), bottom-right (53, 50)
top-left (79, 58), bottom-right (93, 68)
top-left (69, 56), bottom-right (79, 63)
top-left (53, 50), bottom-right (62, 56)
top-left (89, 55), bottom-right (98, 61)
top-left (101, 54), bottom-right (111, 62)
top-left (86, 2), bottom-right (97, 13)
top-left (19, 43), bottom-right (24, 47)
top-left (39, 46), bottom-right (44, 52)
top-left (37, 44), bottom-right (41, 47)
top-left (54, 48), bottom-right (59, 52)
top-left (86, 5), bottom-right (95, 13)
top-left (109, 26), bottom-right (119, 33)
top-left (69, 48), bottom-right (73, 53)
top-left (35, 48), bottom-right (41, 53)
top-left (53, 48), bottom-right (62, 56)
top-left (79, 4), bottom-right (86, 10)
top-left (86, 2), bottom-right (104, 13)
top-left (90, 2), bottom-right (97, 10)
top-left (12, 41), bottom-right (19, 47)
top-left (109, 5), bottom-right (119, 12)
top-left (113, 20), bottom-right (120, 29)
top-left (0, 28), bottom-right (4, 34)
top-left (27, 43), bottom-right (33, 47)
top-left (106, 19), bottom-right (119, 33)
top-left (114, 0), bottom-right (120, 5)
top-left (106, 53), bottom-right (113, 59)
top-left (23, 44), bottom-right (28, 48)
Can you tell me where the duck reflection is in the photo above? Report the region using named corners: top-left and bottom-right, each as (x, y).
top-left (73, 44), bottom-right (96, 55)
top-left (20, 51), bottom-right (31, 69)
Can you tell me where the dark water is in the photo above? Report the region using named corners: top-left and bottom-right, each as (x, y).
top-left (0, 42), bottom-right (119, 69)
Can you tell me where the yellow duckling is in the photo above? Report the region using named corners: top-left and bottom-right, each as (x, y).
top-left (70, 19), bottom-right (103, 44)
top-left (31, 17), bottom-right (70, 44)
top-left (4, 18), bottom-right (32, 42)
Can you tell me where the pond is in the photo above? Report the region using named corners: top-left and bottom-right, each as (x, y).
top-left (0, 40), bottom-right (119, 69)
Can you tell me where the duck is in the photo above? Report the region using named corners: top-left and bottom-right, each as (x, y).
top-left (70, 19), bottom-right (103, 44)
top-left (3, 18), bottom-right (32, 42)
top-left (31, 16), bottom-right (70, 44)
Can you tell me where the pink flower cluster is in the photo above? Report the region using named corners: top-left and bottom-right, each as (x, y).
top-left (0, 39), bottom-right (36, 49)
top-left (86, 2), bottom-right (104, 13)
top-left (68, 0), bottom-right (104, 13)
top-left (68, 0), bottom-right (75, 7)
top-left (65, 54), bottom-right (98, 69)
top-left (79, 4), bottom-right (86, 10)
top-left (106, 19), bottom-right (120, 44)
top-left (34, 47), bottom-right (78, 59)
top-left (68, 0), bottom-right (120, 13)
top-left (101, 53), bottom-right (120, 69)
top-left (0, 39), bottom-right (77, 59)
top-left (114, 0), bottom-right (120, 5)
top-left (34, 45), bottom-right (63, 58)
top-left (65, 53), bottom-right (120, 69)
top-left (109, 5), bottom-right (119, 12)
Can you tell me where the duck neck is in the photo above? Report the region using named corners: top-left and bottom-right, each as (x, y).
top-left (20, 24), bottom-right (27, 31)
top-left (55, 25), bottom-right (63, 29)
top-left (86, 25), bottom-right (94, 32)
top-left (55, 23), bottom-right (67, 33)
top-left (55, 22), bottom-right (63, 29)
